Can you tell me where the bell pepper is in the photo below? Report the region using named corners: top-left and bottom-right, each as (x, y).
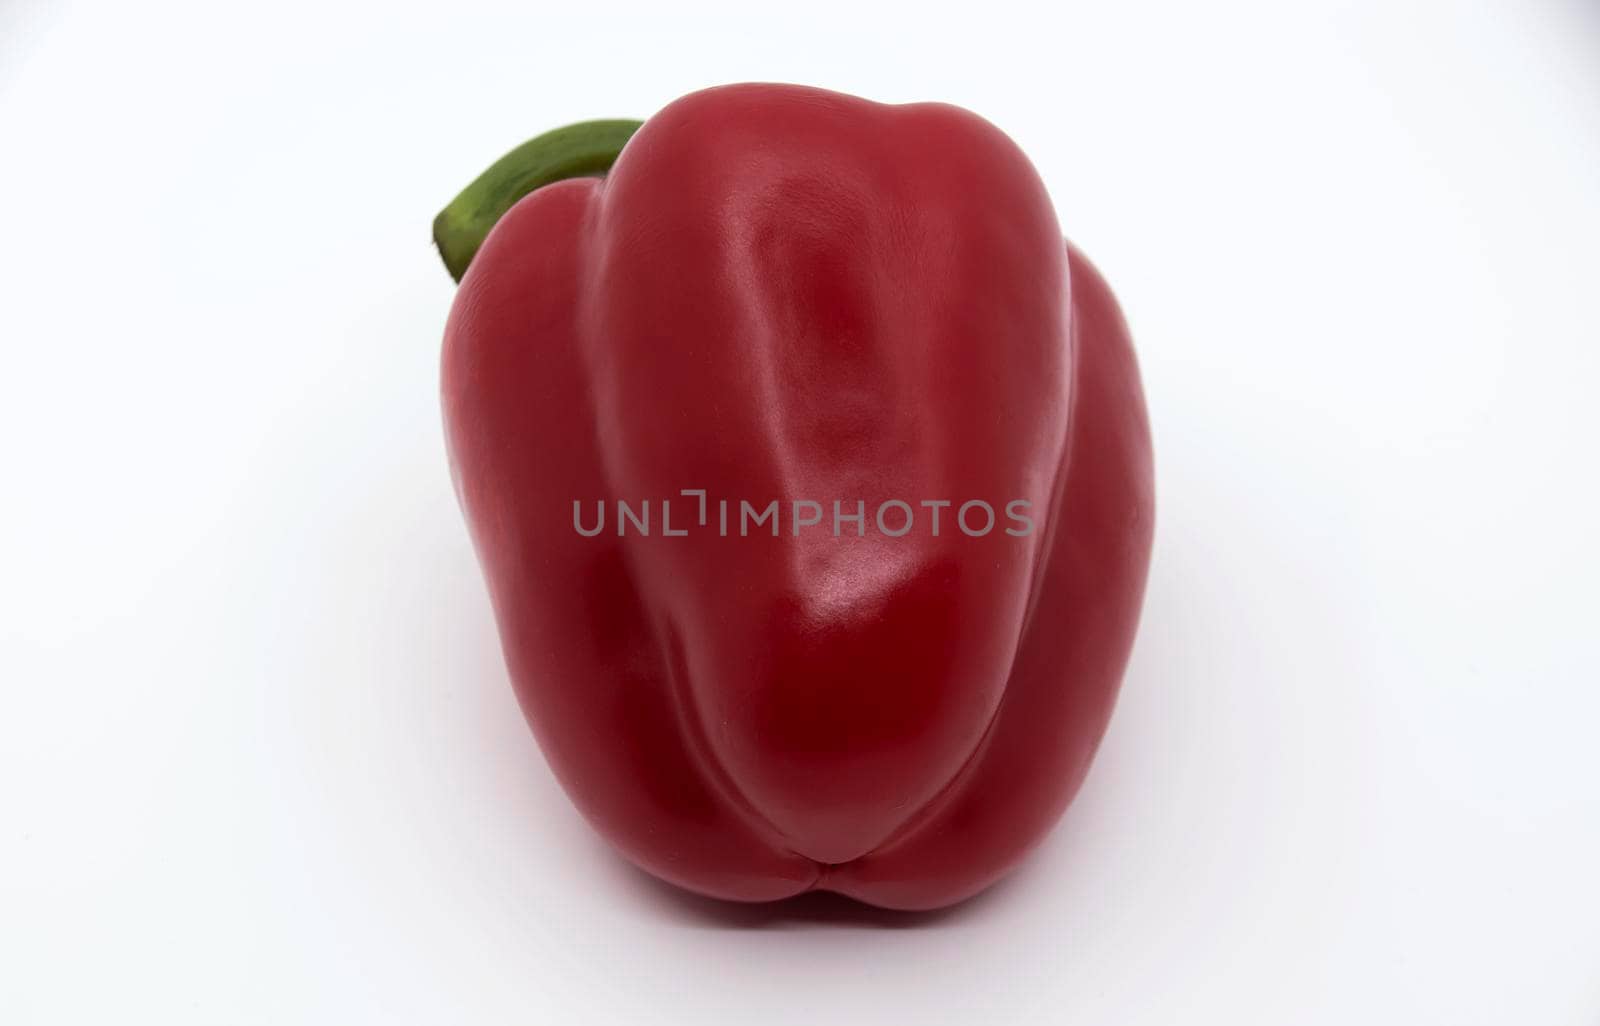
top-left (434, 83), bottom-right (1153, 911)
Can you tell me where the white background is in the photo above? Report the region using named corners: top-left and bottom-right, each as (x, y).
top-left (3, 0), bottom-right (1598, 1022)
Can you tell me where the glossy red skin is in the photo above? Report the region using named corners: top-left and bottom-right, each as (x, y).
top-left (442, 84), bottom-right (1153, 911)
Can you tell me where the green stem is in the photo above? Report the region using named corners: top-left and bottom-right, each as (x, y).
top-left (432, 119), bottom-right (643, 283)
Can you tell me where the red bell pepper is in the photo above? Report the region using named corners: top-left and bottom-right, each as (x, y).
top-left (434, 84), bottom-right (1153, 910)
